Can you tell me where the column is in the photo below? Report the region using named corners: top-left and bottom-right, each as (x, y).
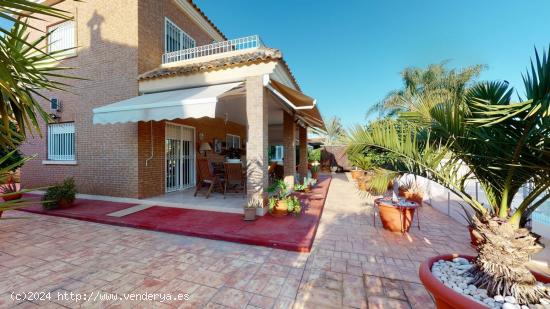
top-left (283, 111), bottom-right (296, 185)
top-left (298, 125), bottom-right (308, 181)
top-left (245, 76), bottom-right (269, 201)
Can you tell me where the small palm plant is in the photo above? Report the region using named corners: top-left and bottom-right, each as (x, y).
top-left (348, 47), bottom-right (550, 303)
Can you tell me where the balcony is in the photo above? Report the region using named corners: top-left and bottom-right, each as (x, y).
top-left (162, 35), bottom-right (264, 65)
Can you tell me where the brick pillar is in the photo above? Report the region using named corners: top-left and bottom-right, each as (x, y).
top-left (245, 76), bottom-right (268, 201)
top-left (298, 125), bottom-right (308, 181)
top-left (283, 111), bottom-right (296, 185)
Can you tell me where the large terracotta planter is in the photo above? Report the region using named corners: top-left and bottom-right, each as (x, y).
top-left (271, 200), bottom-right (288, 217)
top-left (419, 254), bottom-right (550, 309)
top-left (378, 203), bottom-right (416, 232)
top-left (350, 169), bottom-right (363, 180)
top-left (2, 192), bottom-right (22, 201)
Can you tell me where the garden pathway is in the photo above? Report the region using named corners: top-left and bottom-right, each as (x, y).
top-left (0, 173), bottom-right (477, 308)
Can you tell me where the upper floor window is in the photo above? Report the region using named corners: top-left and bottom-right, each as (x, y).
top-left (165, 18), bottom-right (196, 53)
top-left (226, 134), bottom-right (241, 149)
top-left (48, 122), bottom-right (75, 161)
top-left (48, 20), bottom-right (76, 53)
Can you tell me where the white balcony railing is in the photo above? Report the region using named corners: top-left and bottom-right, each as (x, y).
top-left (162, 35), bottom-right (264, 64)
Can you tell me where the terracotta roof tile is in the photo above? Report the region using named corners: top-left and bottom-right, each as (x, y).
top-left (139, 47), bottom-right (301, 90)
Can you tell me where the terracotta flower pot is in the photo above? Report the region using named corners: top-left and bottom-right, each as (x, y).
top-left (57, 198), bottom-right (74, 209)
top-left (357, 179), bottom-right (369, 191)
top-left (350, 169), bottom-right (363, 180)
top-left (419, 254), bottom-right (550, 309)
top-left (2, 192), bottom-right (22, 202)
top-left (378, 203), bottom-right (416, 232)
top-left (311, 171), bottom-right (319, 180)
top-left (271, 200), bottom-right (288, 217)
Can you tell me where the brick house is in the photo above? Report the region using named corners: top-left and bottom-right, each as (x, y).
top-left (21, 0), bottom-right (324, 210)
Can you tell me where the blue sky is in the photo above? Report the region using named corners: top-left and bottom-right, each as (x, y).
top-left (194, 0), bottom-right (550, 126)
top-left (3, 1), bottom-right (550, 127)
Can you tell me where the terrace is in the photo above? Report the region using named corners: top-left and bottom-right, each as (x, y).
top-left (162, 35), bottom-right (264, 65)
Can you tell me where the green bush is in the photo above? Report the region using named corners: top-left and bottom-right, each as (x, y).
top-left (308, 148), bottom-right (321, 162)
top-left (42, 178), bottom-right (76, 210)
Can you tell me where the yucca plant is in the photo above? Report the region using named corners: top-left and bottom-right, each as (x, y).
top-left (348, 47), bottom-right (550, 304)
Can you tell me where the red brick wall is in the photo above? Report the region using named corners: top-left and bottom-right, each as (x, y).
top-left (20, 0), bottom-right (141, 197)
top-left (137, 118), bottom-right (246, 198)
top-left (20, 0), bottom-right (220, 198)
top-left (138, 0), bottom-right (214, 74)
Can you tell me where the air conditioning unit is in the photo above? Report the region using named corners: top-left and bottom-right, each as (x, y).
top-left (50, 98), bottom-right (61, 112)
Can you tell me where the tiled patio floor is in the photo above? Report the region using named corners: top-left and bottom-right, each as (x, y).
top-left (0, 173), bottom-right (479, 308)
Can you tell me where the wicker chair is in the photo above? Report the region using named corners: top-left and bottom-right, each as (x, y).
top-left (194, 159), bottom-right (224, 198)
top-left (223, 162), bottom-right (246, 198)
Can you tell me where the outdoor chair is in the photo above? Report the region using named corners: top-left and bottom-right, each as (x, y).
top-left (268, 162), bottom-right (277, 183)
top-left (194, 159), bottom-right (224, 198)
top-left (223, 162), bottom-right (246, 198)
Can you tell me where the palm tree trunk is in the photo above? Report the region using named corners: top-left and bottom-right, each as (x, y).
top-left (469, 217), bottom-right (548, 304)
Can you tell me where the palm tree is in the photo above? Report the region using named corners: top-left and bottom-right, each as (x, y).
top-left (0, 1), bottom-right (73, 143)
top-left (320, 116), bottom-right (345, 145)
top-left (0, 1), bottom-right (75, 215)
top-left (348, 47), bottom-right (550, 304)
top-left (368, 62), bottom-right (485, 118)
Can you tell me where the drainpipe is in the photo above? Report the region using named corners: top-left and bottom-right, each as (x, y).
top-left (145, 120), bottom-right (154, 166)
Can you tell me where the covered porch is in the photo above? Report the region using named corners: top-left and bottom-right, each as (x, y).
top-left (93, 49), bottom-right (324, 214)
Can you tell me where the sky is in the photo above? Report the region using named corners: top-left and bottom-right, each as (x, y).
top-left (193, 0), bottom-right (550, 127)
top-left (2, 1), bottom-right (550, 127)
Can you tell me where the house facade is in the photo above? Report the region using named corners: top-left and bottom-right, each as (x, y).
top-left (21, 0), bottom-right (324, 204)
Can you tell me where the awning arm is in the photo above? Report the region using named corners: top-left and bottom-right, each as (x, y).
top-left (263, 75), bottom-right (316, 110)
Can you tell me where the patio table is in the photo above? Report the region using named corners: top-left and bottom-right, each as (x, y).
top-left (374, 197), bottom-right (420, 233)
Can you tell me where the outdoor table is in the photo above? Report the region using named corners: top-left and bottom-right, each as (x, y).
top-left (374, 197), bottom-right (420, 233)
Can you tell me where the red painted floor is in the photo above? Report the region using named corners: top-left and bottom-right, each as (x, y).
top-left (21, 175), bottom-right (332, 252)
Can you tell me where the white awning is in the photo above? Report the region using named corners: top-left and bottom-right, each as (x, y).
top-left (93, 82), bottom-right (243, 124)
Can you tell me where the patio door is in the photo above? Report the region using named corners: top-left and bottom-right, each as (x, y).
top-left (165, 123), bottom-right (195, 192)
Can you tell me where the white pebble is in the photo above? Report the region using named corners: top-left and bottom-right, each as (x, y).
top-left (494, 295), bottom-right (505, 303)
top-left (504, 296), bottom-right (516, 304)
top-left (502, 303), bottom-right (518, 309)
top-left (540, 298), bottom-right (550, 305)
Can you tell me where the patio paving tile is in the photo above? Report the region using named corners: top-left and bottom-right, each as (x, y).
top-left (0, 173), bottom-right (503, 308)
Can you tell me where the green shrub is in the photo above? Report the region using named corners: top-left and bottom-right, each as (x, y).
top-left (42, 178), bottom-right (76, 210)
top-left (308, 148), bottom-right (321, 162)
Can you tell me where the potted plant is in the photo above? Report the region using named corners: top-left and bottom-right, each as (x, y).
top-left (267, 179), bottom-right (302, 217)
top-left (310, 161), bottom-right (320, 180)
top-left (0, 175), bottom-right (22, 201)
top-left (294, 181), bottom-right (309, 193)
top-left (347, 49), bottom-right (550, 307)
top-left (348, 153), bottom-right (375, 181)
top-left (244, 196), bottom-right (262, 221)
top-left (42, 178), bottom-right (76, 210)
top-left (225, 148), bottom-right (241, 163)
top-left (401, 179), bottom-right (423, 204)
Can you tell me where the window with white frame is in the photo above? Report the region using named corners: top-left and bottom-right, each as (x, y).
top-left (274, 145), bottom-right (284, 161)
top-left (48, 122), bottom-right (75, 161)
top-left (164, 18), bottom-right (196, 53)
top-left (48, 20), bottom-right (76, 53)
top-left (226, 134), bottom-right (241, 149)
